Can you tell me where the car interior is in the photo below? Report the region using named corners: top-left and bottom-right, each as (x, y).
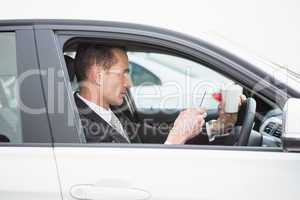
top-left (0, 68), bottom-right (22, 143)
top-left (60, 39), bottom-right (284, 148)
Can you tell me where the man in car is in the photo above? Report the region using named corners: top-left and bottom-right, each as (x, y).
top-left (73, 44), bottom-right (241, 144)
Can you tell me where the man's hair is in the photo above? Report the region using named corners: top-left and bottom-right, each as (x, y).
top-left (74, 44), bottom-right (126, 82)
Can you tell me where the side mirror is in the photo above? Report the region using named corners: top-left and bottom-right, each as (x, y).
top-left (282, 98), bottom-right (300, 152)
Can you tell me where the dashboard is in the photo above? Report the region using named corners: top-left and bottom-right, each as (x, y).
top-left (259, 109), bottom-right (282, 147)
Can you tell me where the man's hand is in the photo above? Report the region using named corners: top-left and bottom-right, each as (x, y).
top-left (165, 108), bottom-right (207, 144)
top-left (219, 94), bottom-right (247, 114)
top-left (211, 94), bottom-right (247, 134)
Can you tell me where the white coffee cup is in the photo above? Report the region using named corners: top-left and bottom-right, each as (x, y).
top-left (221, 84), bottom-right (243, 113)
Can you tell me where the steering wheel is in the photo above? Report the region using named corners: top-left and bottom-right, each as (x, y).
top-left (235, 97), bottom-right (256, 146)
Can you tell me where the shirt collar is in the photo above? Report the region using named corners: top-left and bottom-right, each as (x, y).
top-left (76, 93), bottom-right (112, 124)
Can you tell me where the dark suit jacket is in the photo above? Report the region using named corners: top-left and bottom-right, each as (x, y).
top-left (74, 92), bottom-right (167, 144)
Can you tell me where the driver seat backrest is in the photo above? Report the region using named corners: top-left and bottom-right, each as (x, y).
top-left (64, 55), bottom-right (75, 82)
top-left (64, 55), bottom-right (79, 90)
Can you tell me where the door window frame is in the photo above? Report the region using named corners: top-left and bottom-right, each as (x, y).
top-left (43, 25), bottom-right (287, 152)
top-left (0, 26), bottom-right (52, 146)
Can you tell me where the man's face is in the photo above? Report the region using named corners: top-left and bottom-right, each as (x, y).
top-left (99, 49), bottom-right (131, 106)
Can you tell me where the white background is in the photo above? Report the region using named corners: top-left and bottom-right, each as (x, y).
top-left (1, 0), bottom-right (299, 73)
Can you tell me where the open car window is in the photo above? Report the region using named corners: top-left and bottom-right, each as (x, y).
top-left (61, 39), bottom-right (282, 150)
top-left (128, 52), bottom-right (233, 110)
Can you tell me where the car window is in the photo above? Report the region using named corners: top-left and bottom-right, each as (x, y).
top-left (60, 37), bottom-right (283, 149)
top-left (128, 61), bottom-right (162, 86)
top-left (0, 32), bottom-right (22, 143)
top-left (128, 52), bottom-right (233, 110)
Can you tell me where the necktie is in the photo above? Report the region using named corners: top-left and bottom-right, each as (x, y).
top-left (110, 112), bottom-right (130, 143)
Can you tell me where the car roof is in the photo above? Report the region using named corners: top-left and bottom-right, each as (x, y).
top-left (0, 19), bottom-right (204, 49)
top-left (0, 19), bottom-right (140, 27)
top-left (0, 19), bottom-right (193, 39)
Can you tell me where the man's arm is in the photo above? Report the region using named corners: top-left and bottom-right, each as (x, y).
top-left (164, 95), bottom-right (246, 144)
top-left (164, 108), bottom-right (207, 144)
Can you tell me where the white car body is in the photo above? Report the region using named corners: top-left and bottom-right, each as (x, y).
top-left (0, 147), bottom-right (61, 200)
top-left (54, 146), bottom-right (300, 200)
top-left (0, 20), bottom-right (299, 200)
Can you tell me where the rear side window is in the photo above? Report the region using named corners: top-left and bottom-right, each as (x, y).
top-left (129, 61), bottom-right (162, 86)
top-left (0, 32), bottom-right (22, 143)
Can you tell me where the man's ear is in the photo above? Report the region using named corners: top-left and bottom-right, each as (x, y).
top-left (89, 66), bottom-right (101, 86)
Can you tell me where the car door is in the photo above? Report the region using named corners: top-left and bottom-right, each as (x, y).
top-left (34, 22), bottom-right (300, 200)
top-left (53, 146), bottom-right (300, 200)
top-left (0, 25), bottom-right (62, 200)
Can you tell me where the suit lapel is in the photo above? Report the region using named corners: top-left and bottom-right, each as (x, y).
top-left (74, 92), bottom-right (129, 143)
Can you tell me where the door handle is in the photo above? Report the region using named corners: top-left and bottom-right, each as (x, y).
top-left (70, 184), bottom-right (151, 200)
